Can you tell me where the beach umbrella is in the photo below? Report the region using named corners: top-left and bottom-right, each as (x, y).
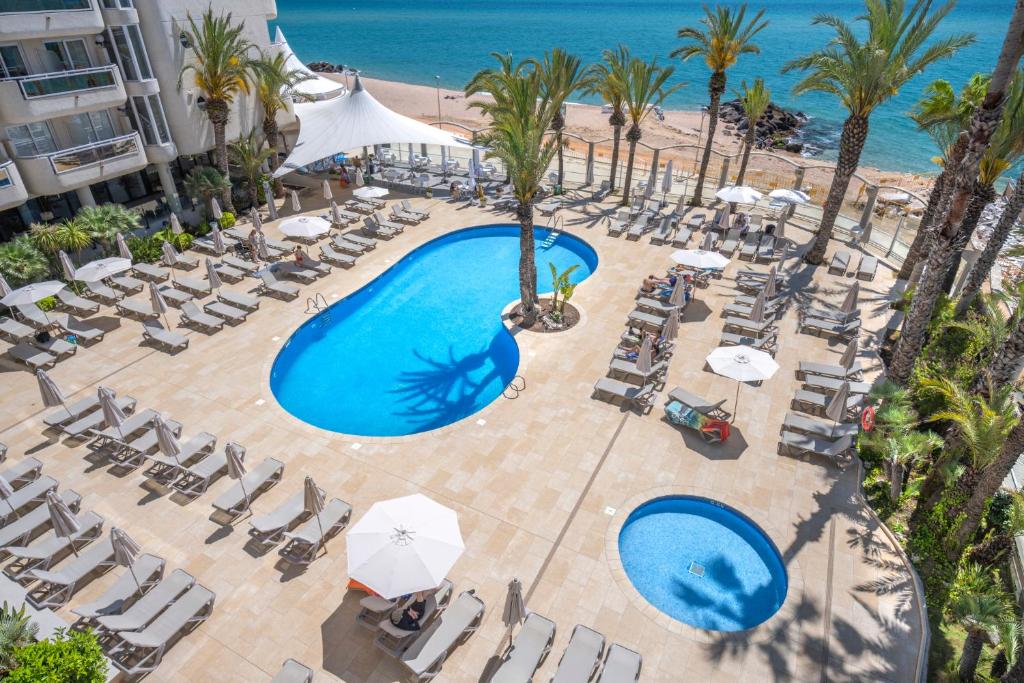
top-left (154, 415), bottom-right (182, 466)
top-left (160, 241), bottom-right (178, 269)
top-left (110, 527), bottom-right (142, 591)
top-left (322, 179), bottom-right (333, 201)
top-left (764, 266), bottom-right (778, 299)
top-left (662, 310), bottom-right (679, 342)
top-left (302, 476), bottom-right (327, 558)
top-left (825, 382), bottom-right (851, 426)
top-left (331, 201), bottom-right (344, 225)
top-left (716, 185), bottom-right (763, 204)
top-left (58, 250), bottom-right (76, 280)
top-left (0, 477), bottom-right (17, 518)
top-left (1, 281), bottom-right (64, 326)
top-left (467, 161), bottom-right (477, 191)
top-left (256, 233), bottom-right (270, 261)
top-left (671, 249), bottom-right (729, 271)
top-left (636, 335), bottom-right (654, 379)
top-left (249, 208), bottom-right (263, 233)
top-left (706, 346), bottom-right (779, 422)
top-left (347, 493), bottom-right (465, 599)
top-left (668, 277), bottom-right (687, 307)
top-left (98, 385), bottom-right (126, 441)
top-left (204, 258), bottom-right (223, 291)
top-left (768, 188), bottom-right (809, 236)
top-left (148, 282), bottom-right (169, 329)
top-left (210, 198), bottom-right (223, 221)
top-left (36, 369), bottom-right (69, 417)
top-left (354, 168), bottom-right (364, 186)
top-left (225, 443), bottom-right (250, 515)
top-left (74, 257), bottom-right (131, 283)
top-left (116, 233), bottom-right (132, 261)
top-left (661, 160), bottom-right (674, 205)
top-left (279, 216), bottom-right (331, 240)
top-left (749, 289), bottom-right (767, 323)
top-left (0, 272), bottom-right (10, 298)
top-left (502, 578), bottom-right (526, 648)
top-left (840, 281), bottom-right (860, 315)
top-left (46, 490), bottom-right (81, 556)
top-left (170, 213), bottom-right (183, 235)
top-left (290, 190), bottom-right (301, 213)
top-left (211, 225), bottom-right (226, 255)
top-left (700, 232), bottom-right (716, 251)
top-left (840, 339), bottom-right (860, 370)
top-left (262, 181), bottom-right (279, 220)
top-left (354, 186), bottom-right (388, 200)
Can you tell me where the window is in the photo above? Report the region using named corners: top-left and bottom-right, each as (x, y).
top-left (0, 45), bottom-right (27, 78)
top-left (42, 39), bottom-right (91, 71)
top-left (6, 122), bottom-right (57, 156)
top-left (65, 110), bottom-right (115, 146)
top-left (0, 1), bottom-right (91, 12)
top-left (99, 0), bottom-right (131, 7)
top-left (129, 94), bottom-right (170, 145)
top-left (108, 25), bottom-right (151, 81)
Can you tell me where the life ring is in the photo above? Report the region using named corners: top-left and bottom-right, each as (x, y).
top-left (861, 406), bottom-right (876, 432)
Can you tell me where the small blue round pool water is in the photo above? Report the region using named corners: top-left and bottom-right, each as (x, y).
top-left (270, 225), bottom-right (598, 436)
top-left (618, 496), bottom-right (788, 632)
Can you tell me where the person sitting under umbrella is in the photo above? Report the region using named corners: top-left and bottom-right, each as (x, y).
top-left (293, 245), bottom-right (307, 267)
top-left (390, 591), bottom-right (429, 631)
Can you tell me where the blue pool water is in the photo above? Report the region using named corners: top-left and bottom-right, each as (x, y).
top-left (618, 496), bottom-right (788, 631)
top-left (270, 225), bottom-right (598, 436)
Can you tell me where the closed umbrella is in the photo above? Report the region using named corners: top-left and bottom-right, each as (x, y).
top-left (302, 476), bottom-right (326, 558)
top-left (290, 190), bottom-right (301, 213)
top-left (502, 578), bottom-right (526, 648)
top-left (661, 311), bottom-right (679, 342)
top-left (98, 385), bottom-right (126, 441)
top-left (749, 289), bottom-right (766, 323)
top-left (46, 490), bottom-right (81, 556)
top-left (715, 185), bottom-right (763, 204)
top-left (668, 277), bottom-right (687, 307)
top-left (840, 339), bottom-right (860, 370)
top-left (700, 232), bottom-right (716, 251)
top-left (407, 143), bottom-right (414, 165)
top-left (256, 233), bottom-right (270, 262)
top-left (262, 181), bottom-right (279, 220)
top-left (36, 369), bottom-right (69, 417)
top-left (225, 443), bottom-right (250, 515)
top-left (353, 186), bottom-right (388, 200)
top-left (764, 266), bottom-right (778, 299)
top-left (636, 335), bottom-right (654, 378)
top-left (148, 282), bottom-right (169, 329)
top-left (210, 198), bottom-right (223, 222)
top-left (170, 213), bottom-right (183, 235)
top-left (322, 179), bottom-right (333, 201)
top-left (671, 249), bottom-right (729, 271)
top-left (466, 161), bottom-right (477, 191)
top-left (110, 526), bottom-right (142, 591)
top-left (705, 346), bottom-right (780, 422)
top-left (204, 258), bottom-right (222, 291)
top-left (249, 208), bottom-right (263, 233)
top-left (840, 281), bottom-right (860, 315)
top-left (0, 272), bottom-right (11, 298)
top-left (279, 216), bottom-right (331, 240)
top-left (354, 167), bottom-right (364, 186)
top-left (211, 226), bottom-right (226, 255)
top-left (331, 201), bottom-right (344, 225)
top-left (160, 241), bottom-right (178, 269)
top-left (154, 415), bottom-right (182, 467)
top-left (661, 159), bottom-right (674, 206)
top-left (116, 232), bottom-right (133, 261)
top-left (0, 477), bottom-right (17, 517)
top-left (825, 382), bottom-right (851, 427)
top-left (58, 250), bottom-right (76, 281)
top-left (74, 257), bottom-right (132, 283)
top-left (346, 493), bottom-right (465, 599)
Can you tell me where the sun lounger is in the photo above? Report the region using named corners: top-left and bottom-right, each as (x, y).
top-left (26, 534), bottom-right (116, 608)
top-left (779, 431), bottom-right (853, 462)
top-left (374, 580), bottom-right (453, 654)
top-left (783, 412), bottom-right (860, 441)
top-left (667, 387), bottom-right (731, 420)
top-left (155, 285), bottom-right (192, 308)
top-left (362, 217), bottom-right (398, 239)
top-left (720, 331), bottom-right (778, 355)
top-left (343, 233), bottom-right (377, 249)
top-left (551, 625), bottom-right (605, 683)
top-left (248, 488), bottom-right (321, 547)
top-left (323, 209), bottom-right (358, 226)
top-left (626, 215), bottom-right (649, 240)
top-left (173, 445), bottom-right (237, 497)
top-left (635, 297), bottom-right (676, 315)
top-left (71, 553), bottom-right (165, 624)
top-left (116, 297), bottom-right (159, 320)
top-left (31, 336), bottom-right (76, 360)
top-left (801, 317), bottom-right (861, 341)
top-left (5, 510), bottom-right (103, 579)
top-left (756, 235), bottom-right (776, 262)
top-left (671, 223), bottom-right (693, 248)
top-left (372, 212), bottom-right (404, 232)
top-left (274, 262), bottom-right (318, 284)
top-left (212, 457), bottom-right (285, 517)
top-left (132, 262), bottom-right (169, 282)
top-left (109, 419), bottom-right (184, 467)
top-left (221, 255), bottom-right (258, 273)
top-left (0, 457), bottom-right (42, 489)
top-left (401, 199), bottom-right (430, 220)
top-left (201, 300), bottom-right (247, 325)
top-left (0, 490), bottom-right (80, 552)
top-left (107, 583), bottom-right (215, 675)
top-left (718, 229), bottom-right (742, 256)
top-left (797, 360), bottom-right (863, 381)
top-left (56, 289), bottom-right (99, 316)
top-left (208, 261), bottom-right (243, 283)
top-left (320, 244), bottom-right (357, 268)
top-left (650, 216), bottom-right (674, 245)
top-left (7, 343), bottom-right (56, 370)
top-left (257, 270), bottom-right (300, 300)
top-left (598, 644), bottom-right (642, 683)
top-left (271, 659), bottom-right (314, 683)
top-left (722, 300), bottom-right (781, 320)
top-left (803, 374), bottom-right (872, 396)
top-left (217, 290), bottom-right (259, 312)
top-left (332, 235), bottom-right (370, 255)
top-left (279, 497), bottom-right (352, 564)
top-left (626, 310), bottom-right (668, 332)
top-left (173, 275), bottom-right (212, 298)
top-left (0, 316), bottom-right (34, 343)
top-left (829, 250), bottom-right (850, 275)
top-left (723, 316), bottom-right (777, 339)
top-left (167, 251), bottom-right (199, 270)
top-left (857, 254), bottom-right (878, 281)
top-left (83, 280), bottom-right (122, 305)
top-left (608, 211), bottom-right (630, 237)
top-left (399, 590), bottom-right (484, 682)
top-left (391, 206), bottom-right (421, 224)
top-left (15, 304), bottom-right (52, 328)
top-left (792, 390), bottom-right (863, 418)
top-left (177, 302), bottom-right (223, 333)
top-left (344, 200), bottom-right (374, 214)
top-left (491, 612), bottom-right (556, 683)
top-left (111, 274), bottom-right (144, 295)
top-left (142, 319), bottom-right (189, 352)
top-left (357, 593), bottom-right (411, 631)
top-left (57, 313), bottom-right (105, 344)
top-left (608, 358), bottom-right (668, 385)
top-left (592, 378), bottom-right (657, 413)
top-left (60, 397), bottom-right (136, 438)
top-left (738, 233), bottom-right (760, 260)
top-left (88, 407), bottom-right (159, 445)
top-left (95, 568), bottom-right (195, 634)
top-left (143, 432), bottom-right (216, 480)
top-left (800, 305), bottom-right (859, 323)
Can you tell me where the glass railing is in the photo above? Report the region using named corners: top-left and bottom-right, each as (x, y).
top-left (0, 0), bottom-right (91, 12)
top-left (14, 65), bottom-right (117, 99)
top-left (38, 133), bottom-right (140, 174)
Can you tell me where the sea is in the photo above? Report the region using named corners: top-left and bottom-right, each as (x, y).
top-left (273, 0), bottom-right (1013, 175)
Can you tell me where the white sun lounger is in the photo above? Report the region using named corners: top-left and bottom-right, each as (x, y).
top-left (180, 301), bottom-right (224, 332)
top-left (723, 316), bottom-right (778, 339)
top-left (7, 344), bottom-right (56, 370)
top-left (217, 290), bottom-right (259, 311)
top-left (155, 285), bottom-right (193, 308)
top-left (221, 255), bottom-right (258, 273)
top-left (829, 250), bottom-right (850, 275)
top-left (111, 274), bottom-right (144, 294)
top-left (608, 358), bottom-right (669, 384)
top-left (5, 510), bottom-right (103, 579)
top-left (31, 336), bottom-right (76, 360)
top-left (279, 497), bottom-right (352, 564)
top-left (342, 233), bottom-right (377, 249)
top-left (173, 275), bottom-right (212, 298)
top-left (598, 644), bottom-right (642, 683)
top-left (626, 215), bottom-right (650, 240)
top-left (783, 412), bottom-right (860, 441)
top-left (779, 431), bottom-right (853, 463)
top-left (592, 378), bottom-right (657, 413)
top-left (0, 489), bottom-right (80, 551)
top-left (57, 313), bottom-right (105, 344)
top-left (0, 316), bottom-right (34, 343)
top-left (56, 289), bottom-right (99, 316)
top-left (857, 254), bottom-right (878, 281)
top-left (0, 457), bottom-right (42, 489)
top-left (142, 319), bottom-right (189, 352)
top-left (719, 228), bottom-right (742, 256)
top-left (401, 199), bottom-right (430, 219)
top-left (71, 553), bottom-right (165, 624)
top-left (331, 235), bottom-right (370, 255)
top-left (60, 396), bottom-right (137, 438)
top-left (650, 216), bottom-right (675, 245)
top-left (143, 432), bottom-right (216, 480)
top-left (212, 457), bottom-right (285, 517)
top-left (720, 331), bottom-right (778, 355)
top-left (801, 317), bottom-right (861, 341)
top-left (390, 206), bottom-right (421, 224)
top-left (363, 217), bottom-right (398, 238)
top-left (132, 262), bottom-right (169, 282)
top-left (203, 300), bottom-right (248, 324)
top-left (173, 445), bottom-right (237, 497)
top-left (792, 390), bottom-right (863, 418)
top-left (95, 568), bottom-right (194, 635)
top-left (803, 374), bottom-right (872, 396)
top-left (258, 270), bottom-right (300, 300)
top-left (320, 244), bottom-right (357, 268)
top-left (209, 261), bottom-right (243, 283)
top-left (491, 612), bottom-right (556, 683)
top-left (26, 534), bottom-right (116, 608)
top-left (167, 251), bottom-right (200, 270)
top-left (116, 297), bottom-right (159, 320)
top-left (271, 659), bottom-right (314, 683)
top-left (399, 590), bottom-right (485, 682)
top-left (90, 409), bottom-right (158, 446)
top-left (551, 625), bottom-right (605, 683)
top-left (756, 235), bottom-right (776, 262)
top-left (248, 489), bottom-right (320, 547)
top-left (608, 210), bottom-right (630, 237)
top-left (374, 580), bottom-right (453, 655)
top-left (738, 233), bottom-right (760, 260)
top-left (797, 361), bottom-right (863, 380)
top-left (83, 280), bottom-right (122, 304)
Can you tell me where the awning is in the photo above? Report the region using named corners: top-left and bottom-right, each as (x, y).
top-left (275, 75), bottom-right (471, 177)
top-left (272, 27), bottom-right (346, 101)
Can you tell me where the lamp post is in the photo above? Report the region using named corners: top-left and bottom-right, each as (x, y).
top-left (435, 75), bottom-right (442, 123)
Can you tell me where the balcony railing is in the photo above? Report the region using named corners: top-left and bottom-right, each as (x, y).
top-left (0, 0), bottom-right (91, 12)
top-left (10, 65), bottom-right (117, 99)
top-left (21, 133), bottom-right (141, 174)
top-left (0, 161), bottom-right (13, 189)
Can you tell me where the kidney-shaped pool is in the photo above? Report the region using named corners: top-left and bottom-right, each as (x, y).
top-left (270, 225), bottom-right (598, 436)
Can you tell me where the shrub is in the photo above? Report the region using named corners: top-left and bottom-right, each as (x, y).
top-left (36, 296), bottom-right (56, 312)
top-left (8, 628), bottom-right (107, 683)
top-left (219, 211), bottom-right (236, 229)
top-left (0, 235), bottom-right (50, 286)
top-left (152, 228), bottom-right (193, 252)
top-left (190, 222), bottom-right (212, 238)
top-left (126, 235), bottom-right (162, 264)
top-left (0, 602), bottom-right (37, 674)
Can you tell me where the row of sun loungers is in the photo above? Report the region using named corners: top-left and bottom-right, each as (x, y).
top-left (829, 249), bottom-right (878, 280)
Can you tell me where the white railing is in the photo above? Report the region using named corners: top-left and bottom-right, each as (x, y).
top-left (8, 65), bottom-right (118, 99)
top-left (17, 132), bottom-right (140, 174)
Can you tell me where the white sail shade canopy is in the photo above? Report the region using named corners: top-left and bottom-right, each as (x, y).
top-left (272, 28), bottom-right (346, 101)
top-left (275, 76), bottom-right (472, 177)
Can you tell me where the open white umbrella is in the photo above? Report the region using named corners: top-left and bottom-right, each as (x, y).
top-left (110, 527), bottom-right (142, 591)
top-left (290, 190), bottom-right (301, 213)
top-left (98, 385), bottom-right (126, 441)
top-left (74, 257), bottom-right (132, 283)
top-left (671, 249), bottom-right (729, 271)
top-left (840, 281), bottom-right (860, 315)
top-left (347, 493), bottom-right (465, 599)
top-left (322, 179), bottom-right (333, 201)
top-left (262, 181), bottom-right (279, 220)
top-left (302, 476), bottom-right (326, 558)
top-left (225, 443), bottom-right (250, 515)
top-left (210, 198), bottom-right (223, 221)
top-left (279, 216), bottom-right (331, 240)
top-left (58, 250), bottom-right (76, 281)
top-left (46, 490), bottom-right (81, 556)
top-left (1, 281), bottom-right (65, 326)
top-left (116, 233), bottom-right (133, 261)
top-left (204, 258), bottom-right (222, 291)
top-left (36, 369), bottom-right (69, 417)
top-left (148, 282), bottom-right (169, 329)
top-left (502, 578), bottom-right (526, 648)
top-left (170, 213), bottom-right (183, 235)
top-left (840, 339), bottom-right (860, 369)
top-left (354, 186), bottom-right (388, 200)
top-left (716, 185), bottom-right (763, 204)
top-left (0, 272), bottom-right (11, 298)
top-left (705, 346), bottom-right (780, 422)
top-left (768, 188), bottom-right (809, 236)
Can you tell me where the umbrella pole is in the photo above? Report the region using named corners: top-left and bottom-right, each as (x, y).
top-left (733, 381), bottom-right (741, 424)
top-left (6, 499), bottom-right (16, 519)
top-left (314, 515), bottom-right (326, 558)
top-left (129, 564), bottom-right (141, 593)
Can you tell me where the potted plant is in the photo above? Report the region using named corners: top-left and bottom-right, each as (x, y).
top-left (425, 187), bottom-right (434, 199)
top-left (476, 184), bottom-right (486, 207)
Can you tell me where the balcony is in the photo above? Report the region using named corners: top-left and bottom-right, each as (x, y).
top-left (0, 160), bottom-right (28, 210)
top-left (15, 131), bottom-right (147, 195)
top-left (143, 139), bottom-right (176, 164)
top-left (0, 0), bottom-right (104, 41)
top-left (0, 65), bottom-right (126, 125)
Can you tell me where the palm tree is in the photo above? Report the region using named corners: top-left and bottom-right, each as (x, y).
top-left (619, 57), bottom-right (682, 203)
top-left (949, 564), bottom-right (1011, 681)
top-left (54, 219), bottom-right (92, 264)
top-left (672, 4), bottom-right (768, 206)
top-left (252, 51), bottom-right (311, 177)
top-left (782, 0), bottom-right (973, 265)
top-left (185, 166), bottom-right (231, 222)
top-left (178, 8), bottom-right (258, 212)
top-left (734, 78), bottom-right (771, 185)
top-left (229, 130), bottom-right (273, 211)
top-left (466, 54), bottom-right (561, 325)
top-left (585, 46), bottom-right (629, 192)
top-left (956, 175), bottom-right (1024, 316)
top-left (74, 204), bottom-right (141, 256)
top-left (0, 235), bottom-right (49, 286)
top-left (889, 2), bottom-right (1024, 386)
top-left (876, 431), bottom-right (942, 504)
top-left (969, 491), bottom-right (1024, 568)
top-left (532, 49), bottom-right (591, 190)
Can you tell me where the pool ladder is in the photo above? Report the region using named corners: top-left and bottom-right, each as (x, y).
top-left (305, 293), bottom-right (331, 326)
top-left (502, 375), bottom-right (526, 399)
top-left (540, 215), bottom-right (563, 249)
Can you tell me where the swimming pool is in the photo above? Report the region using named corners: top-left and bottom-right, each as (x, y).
top-left (618, 496), bottom-right (788, 632)
top-left (270, 225), bottom-right (598, 436)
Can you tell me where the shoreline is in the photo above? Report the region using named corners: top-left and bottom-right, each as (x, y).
top-left (320, 73), bottom-right (936, 196)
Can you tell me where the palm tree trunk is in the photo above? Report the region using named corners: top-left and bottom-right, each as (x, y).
top-left (984, 311), bottom-right (1024, 390)
top-left (960, 629), bottom-right (986, 682)
top-left (516, 202), bottom-right (538, 323)
top-left (1001, 647), bottom-right (1024, 681)
top-left (609, 122), bottom-right (623, 192)
top-left (263, 117), bottom-right (285, 198)
top-left (554, 114), bottom-right (565, 189)
top-left (968, 533), bottom-right (1012, 566)
top-left (621, 125), bottom-right (641, 205)
top-left (941, 183), bottom-right (996, 294)
top-left (889, 462), bottom-right (904, 504)
top-left (735, 128), bottom-right (755, 186)
top-left (690, 71), bottom-right (725, 207)
top-left (956, 175), bottom-right (1024, 316)
top-left (207, 100), bottom-right (234, 213)
top-left (805, 114), bottom-right (869, 265)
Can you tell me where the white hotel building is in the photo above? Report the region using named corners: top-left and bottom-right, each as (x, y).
top-left (0, 0), bottom-right (301, 239)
